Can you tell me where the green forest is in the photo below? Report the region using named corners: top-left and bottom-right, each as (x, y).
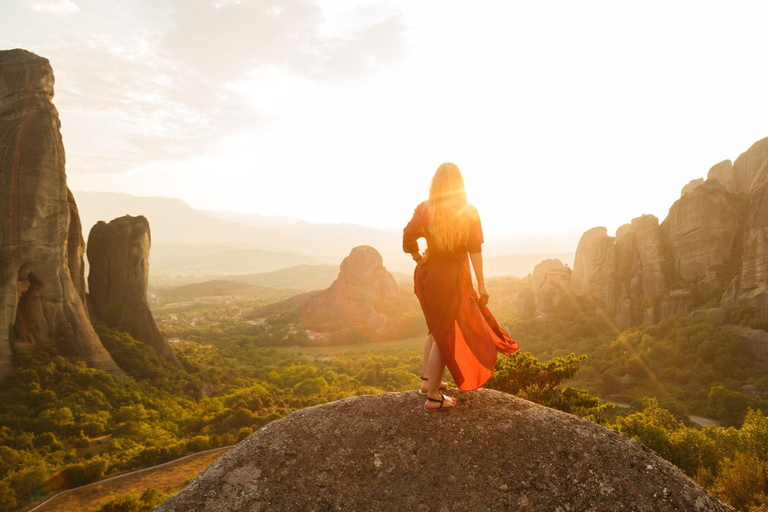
top-left (2, 285), bottom-right (768, 511)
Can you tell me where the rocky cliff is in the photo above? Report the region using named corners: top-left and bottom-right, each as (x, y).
top-left (87, 215), bottom-right (183, 368)
top-left (0, 49), bottom-right (123, 381)
top-left (246, 245), bottom-right (415, 339)
top-left (157, 389), bottom-right (730, 511)
top-left (564, 136), bottom-right (768, 327)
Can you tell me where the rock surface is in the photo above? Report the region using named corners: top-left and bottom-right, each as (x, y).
top-left (531, 258), bottom-right (564, 290)
top-left (565, 137), bottom-right (768, 327)
top-left (157, 389), bottom-right (731, 512)
top-left (681, 178), bottom-right (704, 196)
top-left (660, 180), bottom-right (741, 282)
top-left (721, 143), bottom-right (768, 316)
top-left (707, 160), bottom-right (734, 191)
top-left (87, 215), bottom-right (182, 368)
top-left (571, 227), bottom-right (616, 313)
top-left (0, 49), bottom-right (122, 381)
top-left (247, 246), bottom-right (414, 338)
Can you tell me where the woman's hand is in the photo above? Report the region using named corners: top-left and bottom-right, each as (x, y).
top-left (476, 283), bottom-right (489, 306)
top-left (416, 250), bottom-right (430, 266)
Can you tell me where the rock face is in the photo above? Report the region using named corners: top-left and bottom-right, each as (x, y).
top-left (613, 216), bottom-right (670, 327)
top-left (247, 246), bottom-right (413, 339)
top-left (0, 49), bottom-right (123, 381)
top-left (87, 215), bottom-right (183, 368)
top-left (660, 180), bottom-right (742, 283)
top-left (571, 227), bottom-right (616, 313)
top-left (565, 137), bottom-right (768, 327)
top-left (531, 258), bottom-right (564, 290)
top-left (721, 142), bottom-right (768, 316)
top-left (570, 216), bottom-right (670, 327)
top-left (530, 259), bottom-right (570, 314)
top-left (681, 178), bottom-right (704, 196)
top-left (707, 160), bottom-right (735, 191)
top-left (157, 389), bottom-right (730, 512)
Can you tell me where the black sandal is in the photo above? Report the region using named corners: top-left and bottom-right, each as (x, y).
top-left (419, 376), bottom-right (429, 395)
top-left (424, 394), bottom-right (455, 412)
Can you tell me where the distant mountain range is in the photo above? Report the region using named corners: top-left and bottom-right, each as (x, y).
top-left (75, 191), bottom-right (574, 282)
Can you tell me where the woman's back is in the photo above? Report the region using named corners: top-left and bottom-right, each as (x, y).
top-left (403, 201), bottom-right (484, 259)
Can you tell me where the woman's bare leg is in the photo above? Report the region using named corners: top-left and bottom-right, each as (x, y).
top-left (426, 342), bottom-right (455, 410)
top-left (421, 334), bottom-right (432, 393)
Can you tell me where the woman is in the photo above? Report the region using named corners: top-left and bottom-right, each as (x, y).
top-left (403, 163), bottom-right (519, 412)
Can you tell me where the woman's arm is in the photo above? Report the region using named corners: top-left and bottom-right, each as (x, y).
top-left (403, 203), bottom-right (425, 258)
top-left (469, 251), bottom-right (489, 305)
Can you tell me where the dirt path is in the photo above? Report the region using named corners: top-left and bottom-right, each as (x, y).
top-left (24, 447), bottom-right (231, 512)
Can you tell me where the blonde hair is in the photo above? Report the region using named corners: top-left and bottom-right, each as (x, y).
top-left (426, 162), bottom-right (471, 251)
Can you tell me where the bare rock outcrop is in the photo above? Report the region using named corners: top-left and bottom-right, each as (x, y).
top-left (707, 139), bottom-right (768, 194)
top-left (247, 246), bottom-right (414, 339)
top-left (571, 217), bottom-right (669, 326)
top-left (721, 141), bottom-right (768, 315)
top-left (565, 137), bottom-right (768, 327)
top-left (0, 49), bottom-right (123, 381)
top-left (571, 227), bottom-right (616, 313)
top-left (681, 178), bottom-right (704, 196)
top-left (531, 258), bottom-right (564, 289)
top-left (530, 259), bottom-right (570, 314)
top-left (707, 160), bottom-right (735, 191)
top-left (87, 215), bottom-right (182, 368)
top-left (660, 179), bottom-right (742, 283)
top-left (157, 389), bottom-right (731, 512)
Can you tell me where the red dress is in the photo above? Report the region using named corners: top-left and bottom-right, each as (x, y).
top-left (403, 201), bottom-right (519, 391)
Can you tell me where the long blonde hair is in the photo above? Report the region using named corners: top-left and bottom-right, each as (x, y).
top-left (426, 162), bottom-right (471, 251)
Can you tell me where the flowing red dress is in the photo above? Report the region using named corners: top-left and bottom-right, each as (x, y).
top-left (403, 201), bottom-right (519, 391)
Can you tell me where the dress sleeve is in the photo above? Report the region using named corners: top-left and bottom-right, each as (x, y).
top-left (466, 206), bottom-right (484, 253)
top-left (403, 203), bottom-right (425, 253)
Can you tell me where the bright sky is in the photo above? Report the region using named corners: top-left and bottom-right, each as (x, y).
top-left (3, 0), bottom-right (768, 250)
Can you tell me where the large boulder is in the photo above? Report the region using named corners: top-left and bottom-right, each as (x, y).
top-left (87, 215), bottom-right (183, 368)
top-left (0, 49), bottom-right (123, 381)
top-left (157, 389), bottom-right (730, 512)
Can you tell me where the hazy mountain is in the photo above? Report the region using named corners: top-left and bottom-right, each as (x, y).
top-left (137, 243), bottom-right (324, 286)
top-left (221, 264), bottom-right (341, 291)
top-left (75, 191), bottom-right (577, 279)
top-left (75, 190), bottom-right (402, 260)
top-left (219, 264), bottom-right (414, 293)
top-left (199, 209), bottom-right (302, 227)
top-left (149, 280), bottom-right (294, 303)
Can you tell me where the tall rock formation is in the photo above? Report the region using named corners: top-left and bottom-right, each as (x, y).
top-left (0, 49), bottom-right (123, 381)
top-left (615, 215), bottom-right (670, 326)
top-left (247, 245), bottom-right (415, 339)
top-left (570, 227), bottom-right (616, 313)
top-left (157, 389), bottom-right (730, 512)
top-left (660, 179), bottom-right (742, 284)
top-left (87, 215), bottom-right (183, 368)
top-left (569, 215), bottom-right (672, 328)
top-left (566, 136), bottom-right (768, 328)
top-left (530, 258), bottom-right (570, 314)
top-left (722, 139), bottom-right (768, 315)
